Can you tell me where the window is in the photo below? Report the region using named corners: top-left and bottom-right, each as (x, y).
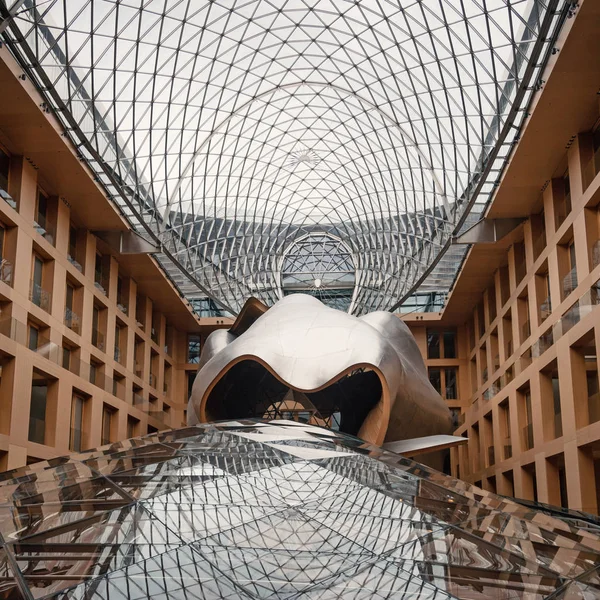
top-left (36, 191), bottom-right (47, 228)
top-left (426, 330), bottom-right (440, 359)
top-left (28, 324), bottom-right (39, 351)
top-left (427, 329), bottom-right (456, 359)
top-left (114, 323), bottom-right (122, 363)
top-left (32, 254), bottom-right (43, 287)
top-left (428, 368), bottom-right (441, 394)
top-left (28, 380), bottom-right (48, 444)
top-left (89, 361), bottom-right (98, 386)
top-left (70, 395), bottom-right (85, 452)
top-left (68, 225), bottom-right (77, 260)
top-left (62, 346), bottom-right (71, 371)
top-left (429, 367), bottom-right (458, 400)
top-left (101, 405), bottom-right (115, 445)
top-left (94, 252), bottom-right (107, 294)
top-left (443, 331), bottom-right (456, 358)
top-left (127, 416), bottom-right (139, 438)
top-left (445, 367), bottom-right (458, 399)
top-left (0, 147), bottom-right (9, 191)
top-left (30, 254), bottom-right (50, 311)
top-left (187, 334), bottom-right (201, 364)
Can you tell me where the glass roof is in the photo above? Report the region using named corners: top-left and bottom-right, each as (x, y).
top-left (0, 0), bottom-right (567, 314)
top-left (0, 420), bottom-right (599, 598)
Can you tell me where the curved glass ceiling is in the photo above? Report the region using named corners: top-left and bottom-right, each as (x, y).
top-left (0, 0), bottom-right (566, 314)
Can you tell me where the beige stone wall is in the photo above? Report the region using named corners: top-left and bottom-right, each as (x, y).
top-left (435, 131), bottom-right (600, 515)
top-left (0, 145), bottom-right (222, 471)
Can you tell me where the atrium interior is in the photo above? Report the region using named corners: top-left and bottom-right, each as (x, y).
top-left (0, 0), bottom-right (600, 598)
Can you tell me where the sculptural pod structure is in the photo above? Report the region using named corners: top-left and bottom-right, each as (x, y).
top-left (188, 294), bottom-right (452, 446)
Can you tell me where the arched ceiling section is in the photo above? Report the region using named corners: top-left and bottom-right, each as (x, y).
top-left (0, 0), bottom-right (567, 315)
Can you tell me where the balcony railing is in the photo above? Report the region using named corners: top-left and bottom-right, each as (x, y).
top-left (67, 254), bottom-right (83, 272)
top-left (522, 423), bottom-right (534, 450)
top-left (589, 392), bottom-right (600, 425)
top-left (0, 258), bottom-right (13, 286)
top-left (539, 297), bottom-right (551, 322)
top-left (30, 280), bottom-right (51, 312)
top-left (34, 213), bottom-right (56, 246)
top-left (562, 267), bottom-right (578, 300)
top-left (532, 329), bottom-right (553, 359)
top-left (0, 188), bottom-right (17, 209)
top-left (492, 354), bottom-right (500, 371)
top-left (94, 270), bottom-right (108, 295)
top-left (64, 307), bottom-right (81, 334)
top-left (92, 328), bottom-right (105, 351)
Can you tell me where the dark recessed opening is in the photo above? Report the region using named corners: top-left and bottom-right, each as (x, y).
top-left (205, 359), bottom-right (382, 436)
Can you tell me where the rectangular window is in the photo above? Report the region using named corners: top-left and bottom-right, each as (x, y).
top-left (445, 367), bottom-right (458, 399)
top-left (32, 255), bottom-right (43, 287)
top-left (102, 405), bottom-right (114, 445)
top-left (28, 381), bottom-right (48, 444)
top-left (36, 191), bottom-right (47, 225)
top-left (0, 148), bottom-right (9, 191)
top-left (62, 346), bottom-right (71, 371)
top-left (0, 223), bottom-right (5, 262)
top-left (68, 225), bottom-right (77, 259)
top-left (426, 330), bottom-right (440, 359)
top-left (70, 395), bottom-right (85, 452)
top-left (127, 416), bottom-right (138, 438)
top-left (28, 324), bottom-right (39, 351)
top-left (66, 283), bottom-right (74, 312)
top-left (89, 362), bottom-right (97, 386)
top-left (187, 334), bottom-right (201, 364)
top-left (443, 331), bottom-right (456, 358)
top-left (428, 368), bottom-right (441, 395)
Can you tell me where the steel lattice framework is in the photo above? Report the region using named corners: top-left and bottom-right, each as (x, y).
top-left (0, 0), bottom-right (568, 314)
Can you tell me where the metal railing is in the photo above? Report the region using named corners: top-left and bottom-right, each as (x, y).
top-left (0, 188), bottom-right (17, 209)
top-left (64, 307), bottom-right (81, 333)
top-left (30, 280), bottom-right (51, 312)
top-left (539, 297), bottom-right (551, 322)
top-left (67, 254), bottom-right (83, 272)
top-left (0, 258), bottom-right (13, 286)
top-left (562, 266), bottom-right (578, 300)
top-left (94, 270), bottom-right (108, 295)
top-left (34, 213), bottom-right (56, 246)
top-left (92, 328), bottom-right (105, 351)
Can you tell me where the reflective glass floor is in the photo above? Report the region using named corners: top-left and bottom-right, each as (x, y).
top-left (0, 420), bottom-right (599, 599)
